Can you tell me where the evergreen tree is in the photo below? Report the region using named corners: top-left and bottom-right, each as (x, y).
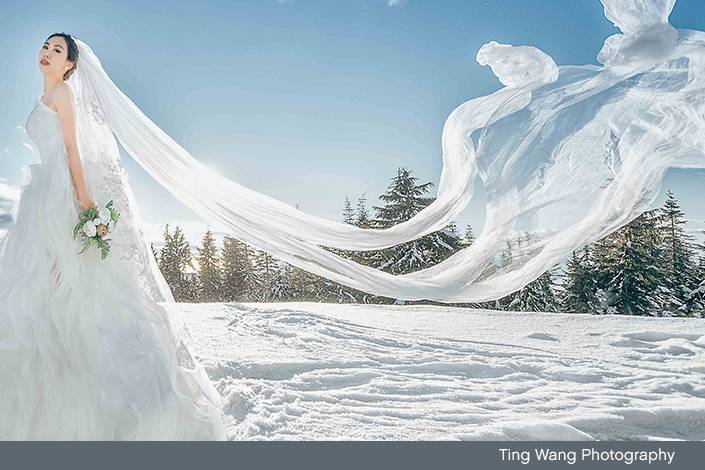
top-left (658, 191), bottom-right (702, 315)
top-left (250, 247), bottom-right (275, 300)
top-left (593, 210), bottom-right (666, 315)
top-left (310, 197), bottom-right (377, 303)
top-left (355, 193), bottom-right (371, 228)
top-left (495, 234), bottom-right (558, 312)
top-left (560, 246), bottom-right (599, 313)
top-left (157, 224), bottom-right (176, 289)
top-left (590, 234), bottom-right (619, 314)
top-left (196, 229), bottom-right (223, 302)
top-left (342, 197), bottom-right (355, 225)
top-left (252, 248), bottom-right (274, 275)
top-left (463, 225), bottom-right (476, 247)
top-left (318, 277), bottom-right (365, 303)
top-left (221, 235), bottom-right (255, 302)
top-left (493, 239), bottom-right (518, 310)
top-left (370, 167), bottom-right (462, 276)
top-left (692, 252), bottom-right (705, 316)
top-left (268, 262), bottom-right (293, 301)
top-left (287, 266), bottom-right (323, 301)
top-left (508, 269), bottom-right (559, 312)
top-left (446, 221), bottom-right (460, 239)
top-left (697, 251), bottom-right (705, 280)
top-left (277, 196), bottom-right (380, 305)
top-left (159, 225), bottom-right (199, 302)
top-left (175, 226), bottom-right (200, 302)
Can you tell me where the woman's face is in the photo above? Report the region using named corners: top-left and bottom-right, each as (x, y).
top-left (38, 36), bottom-right (72, 79)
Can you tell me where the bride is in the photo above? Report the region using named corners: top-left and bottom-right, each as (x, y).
top-left (0, 33), bottom-right (228, 440)
top-left (0, 0), bottom-right (701, 441)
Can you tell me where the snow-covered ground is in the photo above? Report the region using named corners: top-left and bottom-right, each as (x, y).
top-left (172, 302), bottom-right (705, 441)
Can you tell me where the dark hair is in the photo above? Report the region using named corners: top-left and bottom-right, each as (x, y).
top-left (45, 32), bottom-right (79, 81)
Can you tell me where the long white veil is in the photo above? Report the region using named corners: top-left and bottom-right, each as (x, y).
top-left (63, 0), bottom-right (705, 302)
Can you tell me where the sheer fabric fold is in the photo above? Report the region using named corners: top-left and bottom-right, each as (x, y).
top-left (64, 0), bottom-right (705, 302)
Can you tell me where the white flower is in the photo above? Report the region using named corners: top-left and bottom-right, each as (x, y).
top-left (98, 208), bottom-right (112, 224)
top-left (93, 217), bottom-right (101, 226)
top-left (108, 222), bottom-right (114, 233)
top-left (83, 223), bottom-right (97, 237)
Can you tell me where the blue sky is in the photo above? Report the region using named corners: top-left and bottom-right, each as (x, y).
top-left (2, 0), bottom-right (705, 240)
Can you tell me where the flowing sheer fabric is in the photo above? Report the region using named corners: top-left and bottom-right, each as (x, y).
top-left (63, 0), bottom-right (705, 302)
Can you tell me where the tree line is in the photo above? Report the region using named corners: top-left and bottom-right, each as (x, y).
top-left (152, 167), bottom-right (705, 317)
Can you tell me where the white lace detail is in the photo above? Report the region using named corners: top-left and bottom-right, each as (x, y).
top-left (75, 94), bottom-right (106, 125)
top-left (89, 156), bottom-right (172, 304)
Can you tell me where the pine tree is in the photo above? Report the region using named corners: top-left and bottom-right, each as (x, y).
top-left (495, 234), bottom-right (558, 312)
top-left (370, 167), bottom-right (462, 277)
top-left (507, 269), bottom-right (559, 312)
top-left (593, 210), bottom-right (666, 316)
top-left (446, 221), bottom-right (459, 239)
top-left (175, 226), bottom-right (200, 302)
top-left (221, 235), bottom-right (255, 302)
top-left (658, 191), bottom-right (702, 316)
top-left (287, 266), bottom-right (323, 301)
top-left (277, 202), bottom-right (327, 301)
top-left (355, 193), bottom-right (371, 228)
top-left (252, 248), bottom-right (274, 275)
top-left (342, 197), bottom-right (355, 225)
top-left (560, 246), bottom-right (599, 313)
top-left (590, 234), bottom-right (619, 314)
top-left (463, 225), bottom-right (476, 247)
top-left (196, 228), bottom-right (223, 302)
top-left (159, 225), bottom-right (199, 302)
top-left (309, 198), bottom-right (375, 303)
top-left (692, 251), bottom-right (705, 316)
top-left (157, 224), bottom-right (176, 291)
top-left (268, 262), bottom-right (293, 301)
top-left (250, 247), bottom-right (275, 300)
top-left (158, 224), bottom-right (182, 298)
top-left (318, 277), bottom-right (365, 303)
top-left (697, 251), bottom-right (705, 280)
top-left (468, 238), bottom-right (516, 311)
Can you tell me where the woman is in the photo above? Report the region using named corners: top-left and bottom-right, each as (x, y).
top-left (0, 33), bottom-right (228, 440)
top-left (0, 0), bottom-right (697, 436)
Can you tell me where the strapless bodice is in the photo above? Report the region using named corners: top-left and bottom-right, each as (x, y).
top-left (24, 98), bottom-right (66, 162)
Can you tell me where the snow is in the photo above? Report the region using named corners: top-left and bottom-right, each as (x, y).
top-left (171, 302), bottom-right (705, 441)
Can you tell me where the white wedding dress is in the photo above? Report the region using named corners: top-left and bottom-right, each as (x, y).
top-left (0, 97), bottom-right (228, 440)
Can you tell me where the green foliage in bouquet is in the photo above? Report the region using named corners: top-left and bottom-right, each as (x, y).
top-left (72, 199), bottom-right (121, 260)
top-left (79, 235), bottom-right (111, 259)
top-left (106, 199), bottom-right (120, 223)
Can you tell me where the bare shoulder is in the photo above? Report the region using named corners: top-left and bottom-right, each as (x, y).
top-left (50, 83), bottom-right (75, 115)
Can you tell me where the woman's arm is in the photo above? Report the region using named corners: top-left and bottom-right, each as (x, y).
top-left (52, 83), bottom-right (96, 210)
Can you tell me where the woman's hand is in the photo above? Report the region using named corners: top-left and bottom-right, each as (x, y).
top-left (78, 196), bottom-right (97, 211)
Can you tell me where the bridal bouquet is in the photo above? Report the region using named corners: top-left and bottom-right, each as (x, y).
top-left (73, 200), bottom-right (121, 259)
